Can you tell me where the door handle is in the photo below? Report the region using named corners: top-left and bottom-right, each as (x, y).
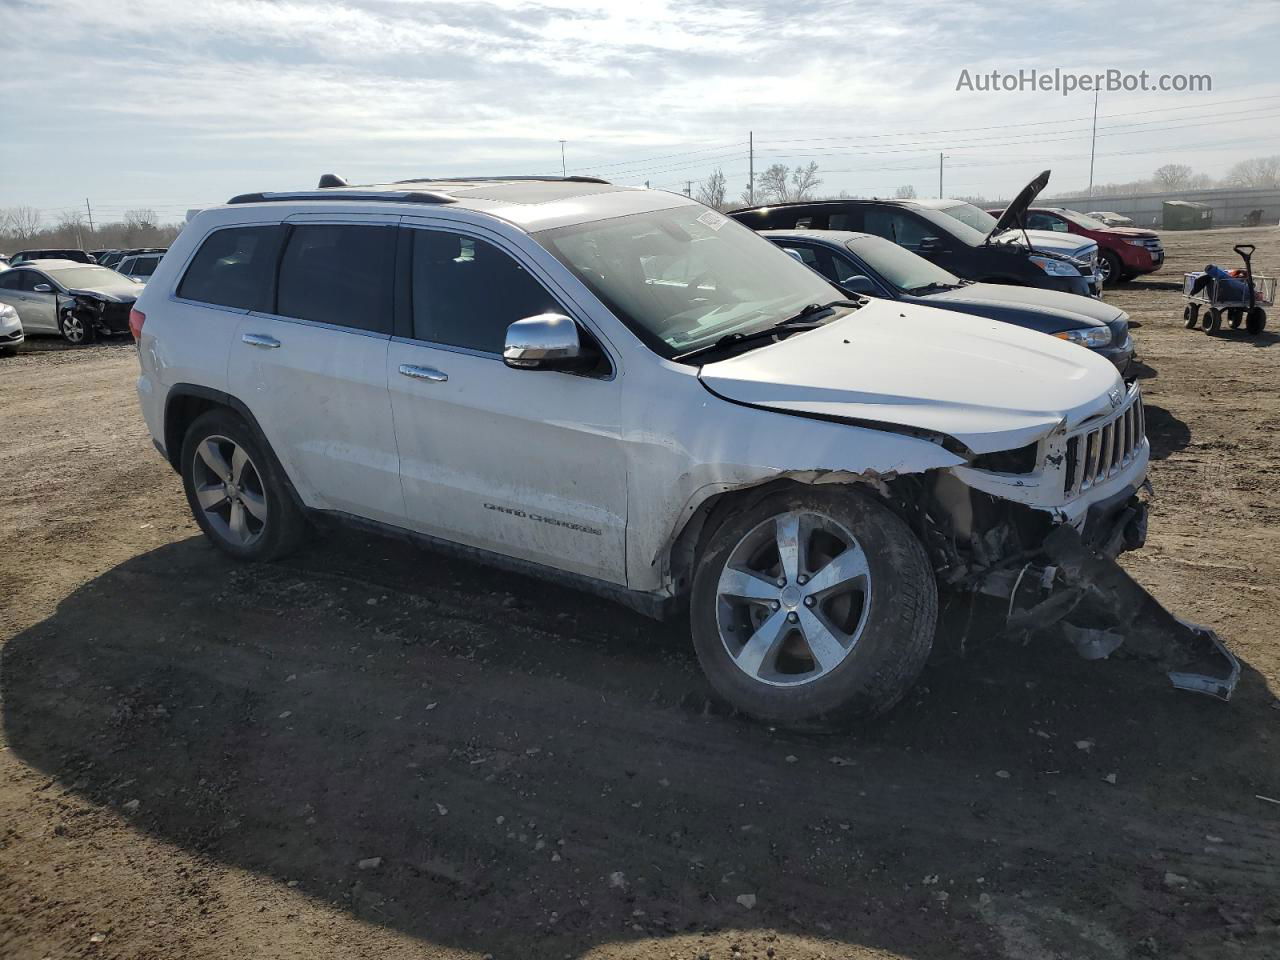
top-left (242, 333), bottom-right (280, 349)
top-left (399, 364), bottom-right (448, 383)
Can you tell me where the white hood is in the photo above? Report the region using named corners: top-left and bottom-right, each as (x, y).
top-left (699, 299), bottom-right (1124, 455)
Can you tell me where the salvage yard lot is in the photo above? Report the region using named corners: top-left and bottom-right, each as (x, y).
top-left (1, 228), bottom-right (1278, 959)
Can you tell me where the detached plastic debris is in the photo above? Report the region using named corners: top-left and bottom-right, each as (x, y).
top-left (1043, 525), bottom-right (1240, 701)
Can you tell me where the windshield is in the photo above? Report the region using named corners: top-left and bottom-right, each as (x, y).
top-left (47, 265), bottom-right (139, 292)
top-left (938, 202), bottom-right (999, 235)
top-left (1059, 209), bottom-right (1112, 230)
top-left (846, 235), bottom-right (961, 292)
top-left (537, 205), bottom-right (841, 359)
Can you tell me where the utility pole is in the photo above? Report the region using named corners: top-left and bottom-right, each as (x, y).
top-left (559, 140), bottom-right (567, 177)
top-left (938, 153), bottom-right (946, 198)
top-left (1087, 89), bottom-right (1099, 200)
top-left (84, 198), bottom-right (95, 233)
top-left (685, 180), bottom-right (693, 197)
top-left (748, 131), bottom-right (754, 205)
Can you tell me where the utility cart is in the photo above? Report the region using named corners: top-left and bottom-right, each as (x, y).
top-left (1182, 244), bottom-right (1273, 335)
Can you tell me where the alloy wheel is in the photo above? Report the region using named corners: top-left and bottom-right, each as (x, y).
top-left (191, 435), bottom-right (269, 547)
top-left (715, 511), bottom-right (872, 686)
top-left (61, 314), bottom-right (86, 344)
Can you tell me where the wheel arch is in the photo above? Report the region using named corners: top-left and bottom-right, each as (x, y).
top-left (664, 472), bottom-right (938, 611)
top-left (162, 384), bottom-right (308, 511)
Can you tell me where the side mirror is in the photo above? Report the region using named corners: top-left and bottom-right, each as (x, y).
top-left (840, 275), bottom-right (879, 295)
top-left (917, 237), bottom-right (944, 254)
top-left (32, 283), bottom-right (52, 293)
top-left (503, 314), bottom-right (594, 371)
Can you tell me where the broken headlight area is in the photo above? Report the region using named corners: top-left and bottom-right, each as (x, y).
top-left (969, 440), bottom-right (1039, 475)
top-left (913, 474), bottom-right (1238, 702)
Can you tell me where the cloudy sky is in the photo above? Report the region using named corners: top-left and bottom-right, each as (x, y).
top-left (3, 0), bottom-right (1279, 224)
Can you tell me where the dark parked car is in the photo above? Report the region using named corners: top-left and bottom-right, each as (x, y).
top-left (731, 171), bottom-right (1102, 298)
top-left (101, 247), bottom-right (166, 270)
top-left (9, 248), bottom-right (96, 266)
top-left (116, 251), bottom-right (165, 283)
top-left (764, 229), bottom-right (1134, 376)
top-left (984, 207), bottom-right (1163, 283)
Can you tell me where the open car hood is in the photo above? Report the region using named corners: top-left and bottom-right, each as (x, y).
top-left (987, 169), bottom-right (1051, 240)
top-left (698, 298), bottom-right (1123, 455)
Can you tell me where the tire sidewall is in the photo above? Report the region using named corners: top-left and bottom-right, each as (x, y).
top-left (689, 486), bottom-right (937, 724)
top-left (180, 409), bottom-right (299, 561)
top-left (59, 311), bottom-right (94, 346)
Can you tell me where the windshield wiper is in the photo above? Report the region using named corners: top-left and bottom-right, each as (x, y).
top-left (906, 281), bottom-right (960, 295)
top-left (674, 300), bottom-right (857, 363)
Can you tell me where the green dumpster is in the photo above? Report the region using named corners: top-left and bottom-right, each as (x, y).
top-left (1162, 200), bottom-right (1214, 231)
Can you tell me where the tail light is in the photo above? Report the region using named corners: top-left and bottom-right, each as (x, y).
top-left (128, 308), bottom-right (146, 341)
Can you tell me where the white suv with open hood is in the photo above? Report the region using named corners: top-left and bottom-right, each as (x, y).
top-left (131, 175), bottom-right (1228, 726)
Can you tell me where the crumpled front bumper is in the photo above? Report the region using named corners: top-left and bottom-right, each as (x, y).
top-left (996, 490), bottom-right (1239, 701)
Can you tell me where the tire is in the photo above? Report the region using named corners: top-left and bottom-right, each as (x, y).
top-left (1247, 307), bottom-right (1267, 335)
top-left (1203, 308), bottom-right (1222, 334)
top-left (1228, 309), bottom-right (1243, 329)
top-left (689, 486), bottom-right (937, 727)
top-left (1182, 304), bottom-right (1199, 329)
top-left (58, 310), bottom-right (95, 346)
top-left (1099, 250), bottom-right (1122, 285)
top-left (180, 408), bottom-right (308, 562)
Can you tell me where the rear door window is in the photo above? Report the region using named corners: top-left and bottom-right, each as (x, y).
top-left (861, 208), bottom-right (932, 248)
top-left (276, 224), bottom-right (395, 334)
top-left (178, 225), bottom-right (285, 312)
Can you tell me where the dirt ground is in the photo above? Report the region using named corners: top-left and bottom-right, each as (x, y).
top-left (2, 227), bottom-right (1278, 960)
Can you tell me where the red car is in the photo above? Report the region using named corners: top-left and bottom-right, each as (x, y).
top-left (985, 206), bottom-right (1164, 285)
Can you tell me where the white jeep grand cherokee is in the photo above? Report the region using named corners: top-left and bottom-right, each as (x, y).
top-left (132, 175), bottom-right (1157, 725)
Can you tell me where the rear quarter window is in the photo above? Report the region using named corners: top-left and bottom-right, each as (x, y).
top-left (177, 225), bottom-right (285, 312)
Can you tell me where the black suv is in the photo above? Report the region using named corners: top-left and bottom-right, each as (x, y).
top-left (730, 171), bottom-right (1101, 298)
top-left (9, 248), bottom-right (96, 266)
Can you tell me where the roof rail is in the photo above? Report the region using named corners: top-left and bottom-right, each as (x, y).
top-left (226, 190), bottom-right (455, 206)
top-left (391, 175), bottom-right (611, 185)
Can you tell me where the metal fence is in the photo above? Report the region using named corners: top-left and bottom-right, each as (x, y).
top-left (1002, 187), bottom-right (1280, 230)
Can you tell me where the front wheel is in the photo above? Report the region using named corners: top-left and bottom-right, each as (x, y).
top-left (180, 409), bottom-right (308, 561)
top-left (690, 488), bottom-right (937, 726)
top-left (1099, 250), bottom-right (1122, 285)
top-left (1247, 307), bottom-right (1267, 335)
top-left (1203, 308), bottom-right (1222, 334)
top-left (59, 311), bottom-right (95, 346)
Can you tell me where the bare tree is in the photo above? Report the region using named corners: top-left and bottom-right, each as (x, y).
top-left (1225, 155), bottom-right (1280, 189)
top-left (3, 206), bottom-right (42, 242)
top-left (894, 184), bottom-right (918, 199)
top-left (789, 162), bottom-right (822, 202)
top-left (696, 168), bottom-right (728, 210)
top-left (125, 208), bottom-right (159, 230)
top-left (1152, 163), bottom-right (1194, 192)
top-left (755, 164), bottom-right (791, 203)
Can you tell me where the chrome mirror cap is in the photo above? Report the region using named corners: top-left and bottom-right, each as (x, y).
top-left (33, 283), bottom-right (53, 293)
top-left (503, 314), bottom-right (583, 369)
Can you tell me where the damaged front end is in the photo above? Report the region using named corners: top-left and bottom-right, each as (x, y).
top-left (916, 383), bottom-right (1238, 701)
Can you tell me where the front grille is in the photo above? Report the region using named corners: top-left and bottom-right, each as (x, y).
top-left (100, 301), bottom-right (132, 332)
top-left (1063, 387), bottom-right (1145, 498)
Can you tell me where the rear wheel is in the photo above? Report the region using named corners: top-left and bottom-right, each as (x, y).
top-left (690, 487), bottom-right (937, 727)
top-left (1203, 308), bottom-right (1222, 334)
top-left (180, 409), bottom-right (308, 561)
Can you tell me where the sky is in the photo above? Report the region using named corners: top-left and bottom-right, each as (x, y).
top-left (3, 0), bottom-right (1280, 225)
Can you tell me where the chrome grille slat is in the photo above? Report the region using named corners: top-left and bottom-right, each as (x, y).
top-left (1062, 384), bottom-right (1146, 498)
